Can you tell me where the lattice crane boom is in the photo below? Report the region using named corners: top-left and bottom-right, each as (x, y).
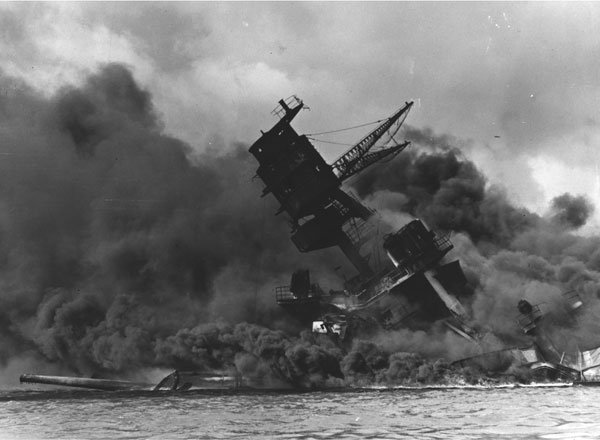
top-left (338, 141), bottom-right (410, 182)
top-left (331, 101), bottom-right (413, 182)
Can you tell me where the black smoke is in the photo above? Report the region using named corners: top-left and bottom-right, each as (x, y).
top-left (352, 131), bottom-right (539, 249)
top-left (351, 127), bottom-right (600, 367)
top-left (2, 63), bottom-right (600, 388)
top-left (550, 193), bottom-right (594, 229)
top-left (0, 63), bottom-right (349, 383)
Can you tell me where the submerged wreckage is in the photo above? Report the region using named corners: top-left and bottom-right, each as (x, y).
top-left (248, 96), bottom-right (600, 384)
top-left (20, 96), bottom-right (600, 391)
top-left (20, 371), bottom-right (243, 392)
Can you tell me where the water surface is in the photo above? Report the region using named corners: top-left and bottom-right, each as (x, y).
top-left (0, 385), bottom-right (597, 439)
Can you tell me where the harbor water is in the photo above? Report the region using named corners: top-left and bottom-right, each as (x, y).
top-left (0, 384), bottom-right (598, 439)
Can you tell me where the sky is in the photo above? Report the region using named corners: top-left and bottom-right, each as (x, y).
top-left (1, 1), bottom-right (599, 225)
top-left (3, 1), bottom-right (600, 386)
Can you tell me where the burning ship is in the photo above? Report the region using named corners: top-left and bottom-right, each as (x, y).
top-left (248, 96), bottom-right (477, 345)
top-left (22, 95), bottom-right (484, 392)
top-left (19, 95), bottom-right (600, 391)
top-left (247, 96), bottom-right (600, 384)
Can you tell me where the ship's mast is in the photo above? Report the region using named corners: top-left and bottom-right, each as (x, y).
top-left (249, 96), bottom-right (412, 278)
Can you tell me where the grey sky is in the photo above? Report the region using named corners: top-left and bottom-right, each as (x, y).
top-left (1, 2), bottom-right (599, 227)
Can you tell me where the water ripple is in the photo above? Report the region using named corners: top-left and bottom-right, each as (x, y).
top-left (1, 387), bottom-right (600, 439)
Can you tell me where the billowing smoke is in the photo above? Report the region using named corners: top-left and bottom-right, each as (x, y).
top-left (2, 63), bottom-right (599, 388)
top-left (353, 128), bottom-right (539, 248)
top-left (0, 63), bottom-right (347, 384)
top-left (351, 126), bottom-right (600, 379)
top-left (550, 193), bottom-right (594, 229)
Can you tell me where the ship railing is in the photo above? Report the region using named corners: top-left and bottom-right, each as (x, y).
top-left (343, 216), bottom-right (374, 247)
top-left (275, 284), bottom-right (321, 303)
top-left (393, 236), bottom-right (453, 276)
top-left (433, 234), bottom-right (453, 254)
top-left (356, 237), bottom-right (453, 306)
top-left (356, 267), bottom-right (411, 304)
top-left (581, 374), bottom-right (600, 382)
top-left (271, 96), bottom-right (303, 119)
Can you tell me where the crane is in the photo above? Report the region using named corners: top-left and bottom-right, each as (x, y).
top-left (330, 101), bottom-right (413, 182)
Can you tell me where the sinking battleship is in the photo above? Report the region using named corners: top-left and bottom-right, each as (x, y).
top-left (20, 97), bottom-right (600, 391)
top-left (249, 96), bottom-right (477, 344)
top-left (248, 96), bottom-right (600, 384)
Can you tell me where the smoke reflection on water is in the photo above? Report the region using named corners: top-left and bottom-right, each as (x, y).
top-left (0, 386), bottom-right (599, 439)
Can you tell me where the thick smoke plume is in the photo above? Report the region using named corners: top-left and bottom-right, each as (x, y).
top-left (2, 64), bottom-right (600, 388)
top-left (354, 128), bottom-right (539, 249)
top-left (550, 193), bottom-right (594, 229)
top-left (352, 126), bottom-right (600, 366)
top-left (0, 64), bottom-right (347, 384)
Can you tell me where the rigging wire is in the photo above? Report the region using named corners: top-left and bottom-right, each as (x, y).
top-left (305, 119), bottom-right (386, 136)
top-left (307, 116), bottom-right (403, 149)
top-left (306, 137), bottom-right (355, 147)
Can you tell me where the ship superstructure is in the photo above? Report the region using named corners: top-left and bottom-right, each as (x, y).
top-left (249, 97), bottom-right (477, 342)
top-left (249, 96), bottom-right (411, 277)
